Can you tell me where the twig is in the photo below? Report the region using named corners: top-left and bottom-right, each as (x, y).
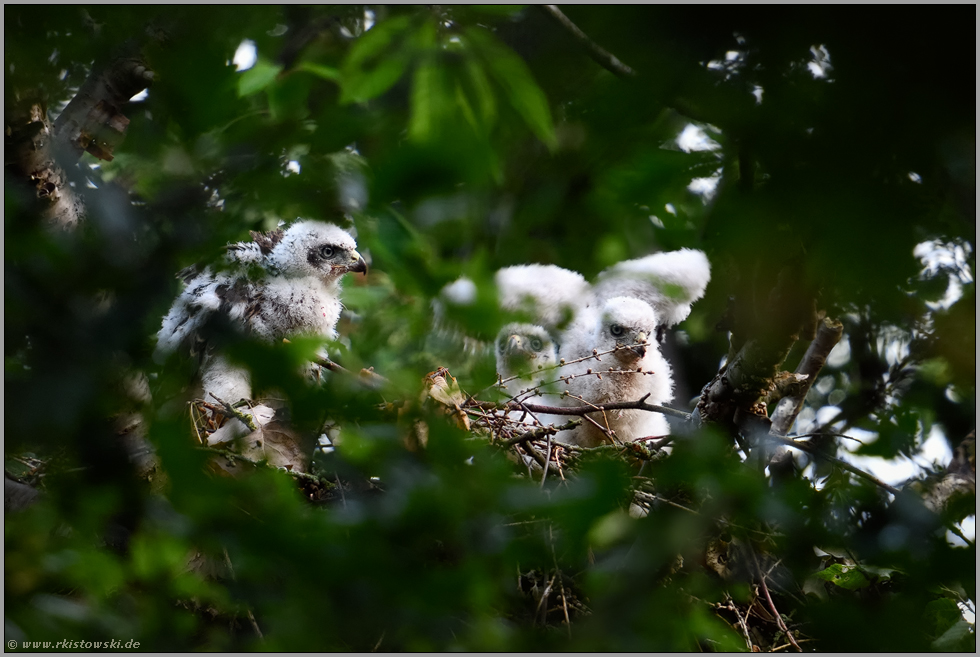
top-left (476, 397), bottom-right (691, 421)
top-left (631, 487), bottom-right (778, 539)
top-left (475, 342), bottom-right (650, 401)
top-left (582, 413), bottom-right (618, 445)
top-left (501, 420), bottom-right (580, 447)
top-left (772, 638), bottom-right (814, 652)
top-left (726, 593), bottom-right (753, 652)
top-left (750, 549), bottom-right (801, 652)
top-left (335, 474), bottom-right (347, 510)
top-left (549, 525), bottom-right (572, 639)
top-left (313, 355), bottom-right (388, 389)
top-left (522, 443), bottom-right (550, 471)
top-left (559, 390), bottom-right (619, 445)
top-left (541, 433), bottom-right (553, 487)
top-left (539, 5), bottom-right (636, 78)
top-left (767, 435), bottom-right (901, 496)
top-left (196, 446), bottom-right (335, 489)
top-left (223, 548), bottom-right (264, 639)
top-left (208, 393), bottom-right (258, 432)
top-left (536, 574), bottom-right (556, 625)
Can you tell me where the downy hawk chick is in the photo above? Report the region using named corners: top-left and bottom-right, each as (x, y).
top-left (494, 322), bottom-right (565, 428)
top-left (556, 296), bottom-right (673, 447)
top-left (155, 220), bottom-right (367, 407)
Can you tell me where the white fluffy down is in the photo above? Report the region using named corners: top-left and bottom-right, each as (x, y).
top-left (494, 322), bottom-right (564, 429)
top-left (556, 297), bottom-right (673, 447)
top-left (594, 248), bottom-right (711, 327)
top-left (474, 250), bottom-right (710, 445)
top-left (495, 264), bottom-right (591, 331)
top-left (155, 220), bottom-right (364, 406)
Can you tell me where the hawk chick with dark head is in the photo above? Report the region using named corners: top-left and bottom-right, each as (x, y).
top-left (156, 220), bottom-right (367, 406)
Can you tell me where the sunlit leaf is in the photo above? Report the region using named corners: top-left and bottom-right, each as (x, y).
top-left (813, 563), bottom-right (871, 590)
top-left (409, 57), bottom-right (454, 142)
top-left (296, 61), bottom-right (341, 82)
top-left (464, 26), bottom-right (556, 150)
top-left (238, 58), bottom-right (283, 97)
top-left (340, 15), bottom-right (415, 104)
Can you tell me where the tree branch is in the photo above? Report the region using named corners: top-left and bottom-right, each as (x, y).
top-left (770, 317), bottom-right (843, 436)
top-left (501, 398), bottom-right (692, 421)
top-left (539, 5), bottom-right (635, 78)
top-left (696, 268), bottom-right (816, 437)
top-left (53, 43), bottom-right (154, 161)
top-left (208, 393), bottom-right (258, 432)
top-left (501, 420), bottom-right (581, 447)
top-left (750, 549), bottom-right (802, 652)
top-left (766, 435), bottom-right (901, 496)
top-left (314, 355), bottom-right (388, 389)
top-left (7, 35), bottom-right (158, 230)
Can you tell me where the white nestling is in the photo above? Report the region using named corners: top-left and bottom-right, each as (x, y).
top-left (493, 322), bottom-right (566, 429)
top-left (557, 296), bottom-right (673, 447)
top-left (494, 264), bottom-right (591, 332)
top-left (434, 248), bottom-right (710, 445)
top-left (155, 220), bottom-right (367, 406)
top-left (554, 250), bottom-right (710, 446)
top-left (592, 248), bottom-right (712, 333)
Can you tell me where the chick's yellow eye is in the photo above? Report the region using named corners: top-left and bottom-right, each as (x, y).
top-left (530, 338), bottom-right (543, 351)
top-left (610, 324), bottom-right (624, 337)
top-left (319, 245), bottom-right (335, 259)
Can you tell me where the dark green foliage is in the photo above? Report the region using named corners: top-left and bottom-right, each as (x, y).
top-left (5, 5), bottom-right (974, 651)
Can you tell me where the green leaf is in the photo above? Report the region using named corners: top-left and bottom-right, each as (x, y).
top-left (237, 58), bottom-right (283, 97)
top-left (266, 72), bottom-right (312, 122)
top-left (342, 57), bottom-right (409, 105)
top-left (296, 61), bottom-right (341, 82)
top-left (409, 57), bottom-right (454, 142)
top-left (455, 82), bottom-right (480, 134)
top-left (465, 26), bottom-right (556, 150)
top-left (924, 598), bottom-right (967, 638)
top-left (340, 15), bottom-right (414, 104)
top-left (463, 58), bottom-right (497, 128)
top-left (588, 509), bottom-right (634, 549)
top-left (813, 563), bottom-right (871, 590)
top-left (932, 619), bottom-right (975, 652)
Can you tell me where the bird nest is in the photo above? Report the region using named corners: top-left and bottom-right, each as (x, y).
top-left (174, 365), bottom-right (816, 650)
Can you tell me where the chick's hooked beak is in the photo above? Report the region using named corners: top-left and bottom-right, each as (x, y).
top-left (507, 334), bottom-right (526, 355)
top-left (630, 331), bottom-right (648, 358)
top-left (348, 251), bottom-right (368, 275)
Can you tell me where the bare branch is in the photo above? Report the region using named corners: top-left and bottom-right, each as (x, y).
top-left (207, 393), bottom-right (258, 432)
top-left (505, 398), bottom-right (692, 421)
top-left (314, 355), bottom-right (388, 389)
top-left (750, 549), bottom-right (802, 652)
top-left (501, 420), bottom-right (581, 447)
top-left (770, 317), bottom-right (844, 436)
top-left (696, 268), bottom-right (816, 438)
top-left (767, 435), bottom-right (901, 496)
top-left (540, 5), bottom-right (636, 78)
top-left (53, 46), bottom-right (155, 161)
